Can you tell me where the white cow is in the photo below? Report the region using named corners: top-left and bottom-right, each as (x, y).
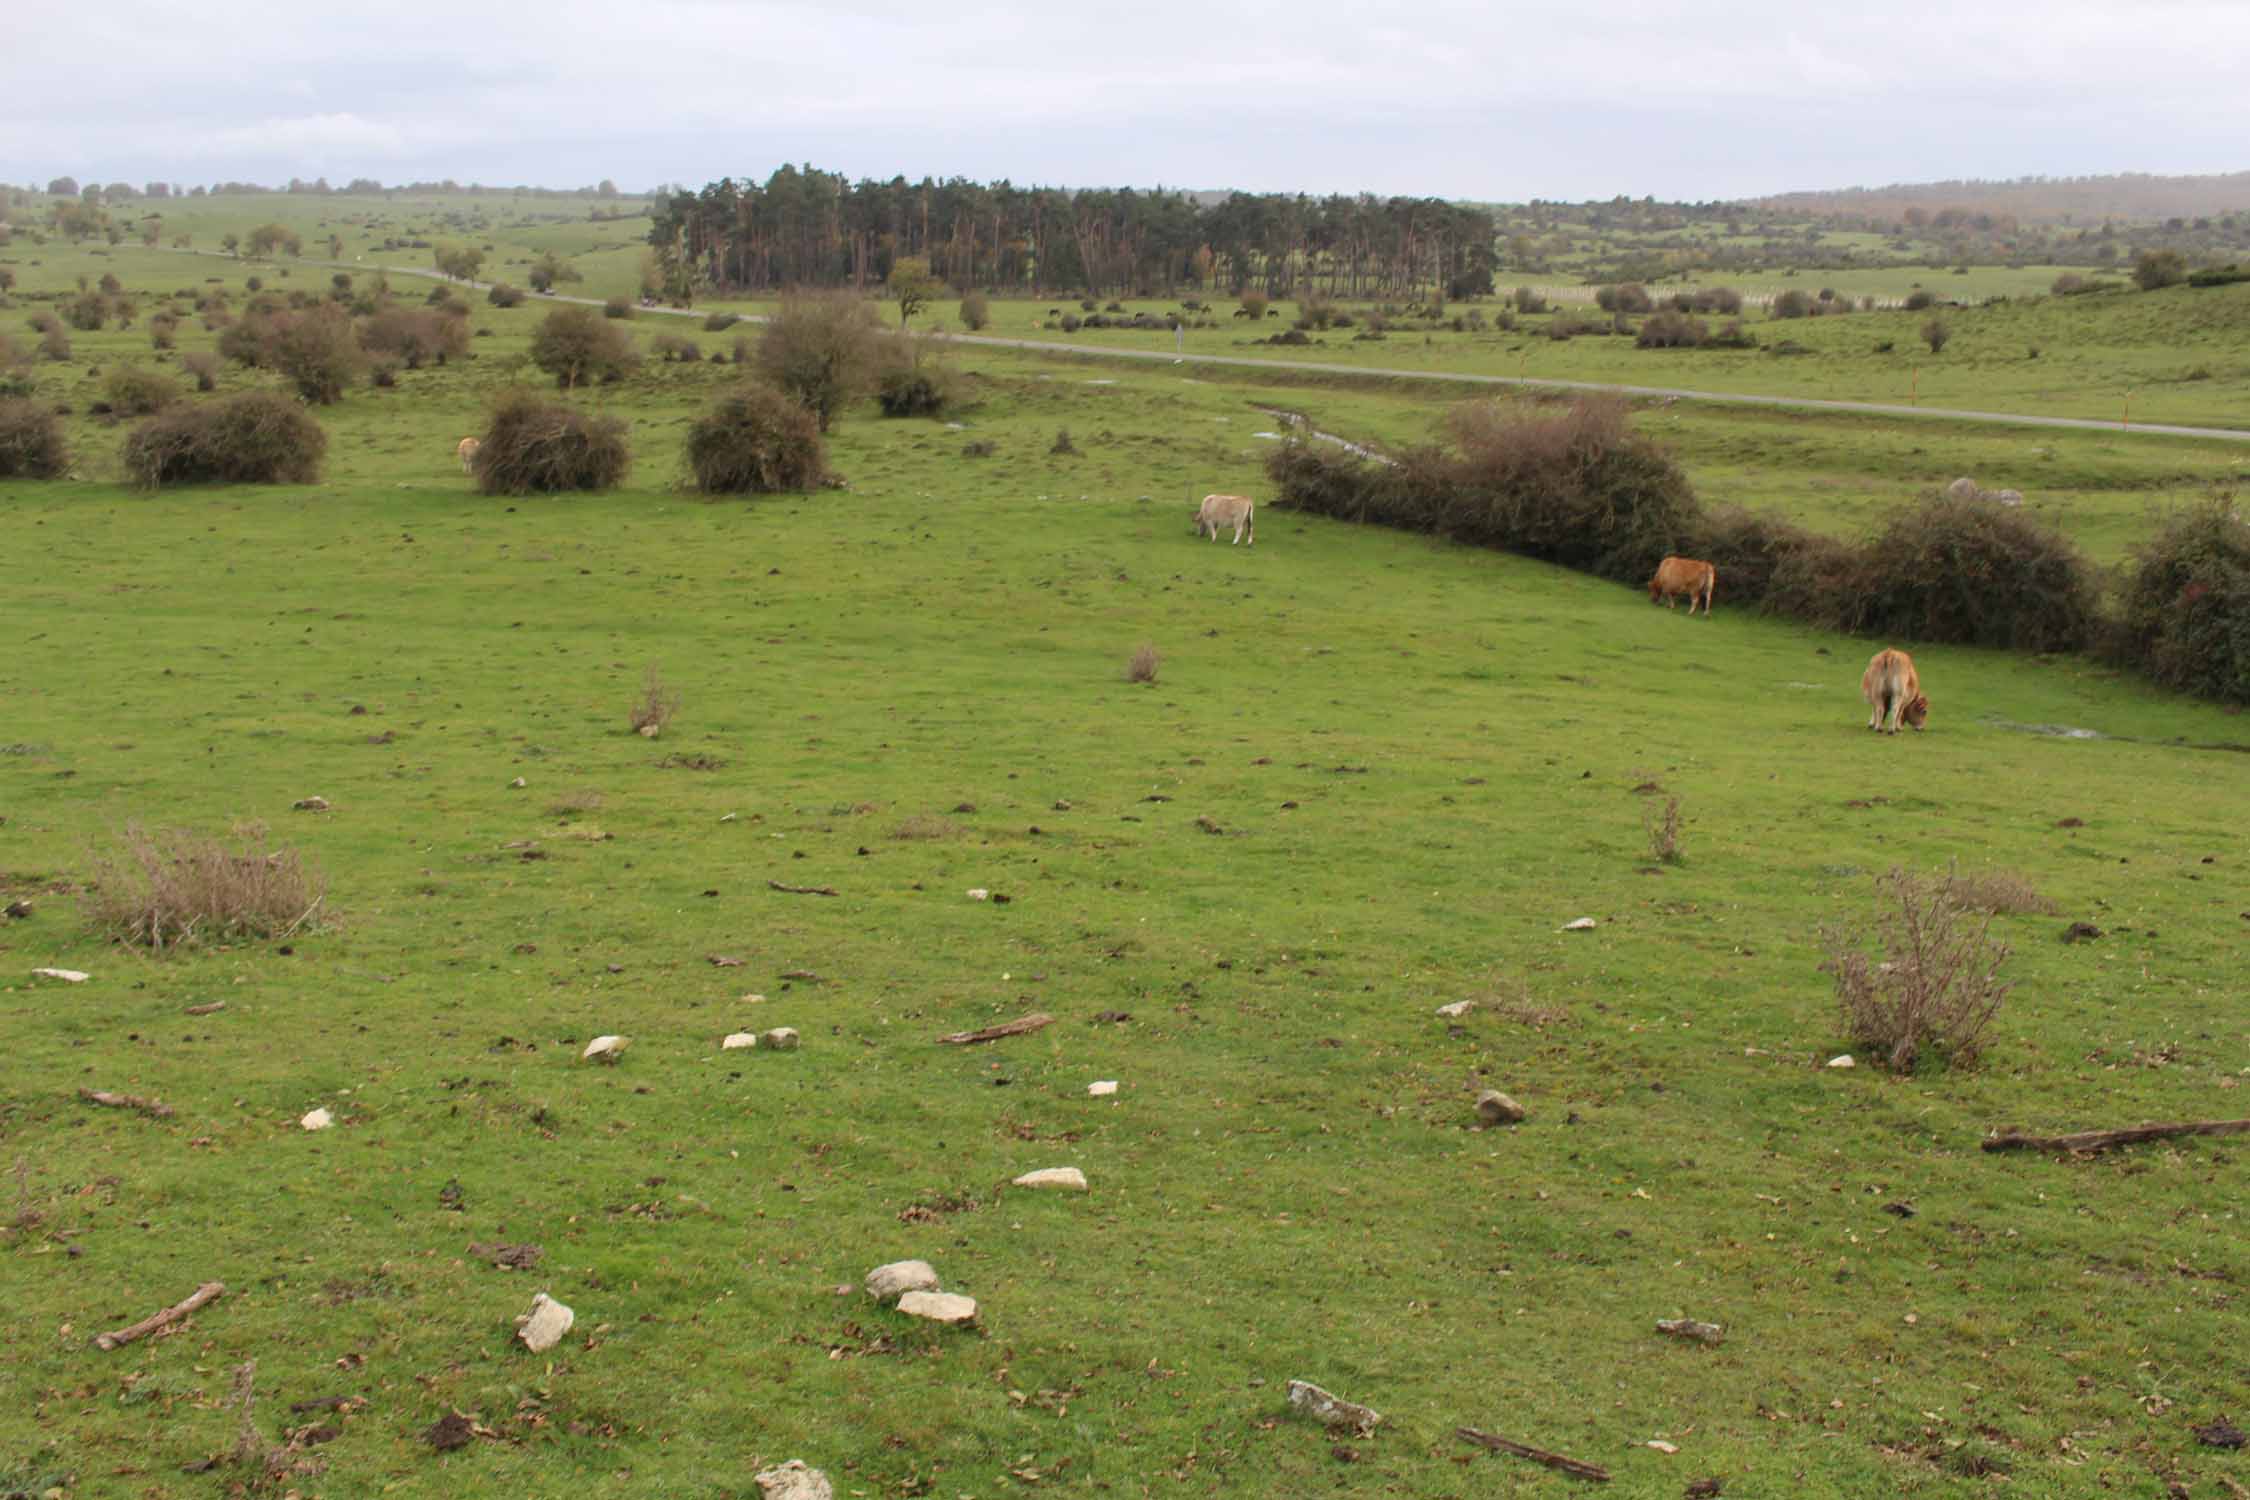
top-left (456, 436), bottom-right (481, 473)
top-left (1194, 493), bottom-right (1255, 546)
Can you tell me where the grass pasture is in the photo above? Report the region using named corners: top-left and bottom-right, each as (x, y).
top-left (3, 212), bottom-right (2250, 1500)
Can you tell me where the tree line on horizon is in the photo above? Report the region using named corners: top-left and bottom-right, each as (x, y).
top-left (643, 166), bottom-right (1498, 300)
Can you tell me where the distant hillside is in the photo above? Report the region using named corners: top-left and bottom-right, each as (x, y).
top-left (1752, 172), bottom-right (2250, 226)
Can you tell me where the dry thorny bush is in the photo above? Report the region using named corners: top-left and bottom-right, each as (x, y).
top-left (1125, 643), bottom-right (1161, 683)
top-left (1643, 795), bottom-right (1684, 864)
top-left (628, 665), bottom-right (681, 737)
top-left (1945, 867), bottom-right (2059, 916)
top-left (83, 822), bottom-right (326, 951)
top-left (1822, 867), bottom-right (2014, 1073)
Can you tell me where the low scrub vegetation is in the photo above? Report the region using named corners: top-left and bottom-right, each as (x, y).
top-left (627, 665), bottom-right (681, 737)
top-left (530, 305), bottom-right (640, 389)
top-left (82, 822), bottom-right (326, 950)
top-left (472, 390), bottom-right (631, 495)
top-left (755, 292), bottom-right (879, 431)
top-left (100, 364), bottom-right (182, 416)
top-left (684, 382), bottom-right (828, 494)
top-left (0, 397), bottom-right (68, 477)
top-left (1823, 867), bottom-right (2014, 1074)
top-left (120, 390), bottom-right (326, 488)
top-left (2108, 494), bottom-right (2250, 703)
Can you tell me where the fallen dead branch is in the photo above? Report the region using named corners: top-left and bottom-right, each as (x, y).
top-left (184, 1001), bottom-right (227, 1016)
top-left (767, 880), bottom-right (840, 897)
top-left (94, 1280), bottom-right (225, 1350)
top-left (935, 1012), bottom-right (1054, 1045)
top-left (79, 1088), bottom-right (175, 1119)
top-left (1456, 1427), bottom-right (1611, 1482)
top-left (1981, 1118), bottom-right (2250, 1154)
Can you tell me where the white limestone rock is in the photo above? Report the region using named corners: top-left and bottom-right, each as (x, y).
top-left (31, 968), bottom-right (89, 983)
top-left (1435, 1000), bottom-right (1476, 1018)
top-left (864, 1259), bottom-right (941, 1303)
top-left (1475, 1090), bottom-right (1526, 1126)
top-left (299, 1108), bottom-right (334, 1131)
top-left (1285, 1379), bottom-right (1382, 1434)
top-left (1087, 1080), bottom-right (1119, 1097)
top-left (1826, 1054), bottom-right (1856, 1069)
top-left (966, 888), bottom-right (990, 901)
top-left (721, 1032), bottom-right (758, 1050)
top-left (760, 1027), bottom-right (800, 1051)
top-left (1012, 1167), bottom-right (1088, 1191)
top-left (1561, 917), bottom-right (1597, 931)
top-left (515, 1291), bottom-right (574, 1353)
top-left (582, 1035), bottom-right (627, 1062)
top-left (895, 1290), bottom-right (977, 1325)
top-left (753, 1459), bottom-right (835, 1500)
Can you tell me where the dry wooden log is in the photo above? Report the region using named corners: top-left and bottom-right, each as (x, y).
top-left (184, 1001), bottom-right (227, 1016)
top-left (767, 880), bottom-right (840, 897)
top-left (1655, 1318), bottom-right (1725, 1344)
top-left (1285, 1379), bottom-right (1381, 1434)
top-left (935, 1012), bottom-right (1054, 1046)
top-left (1981, 1119), bottom-right (2250, 1154)
top-left (1456, 1427), bottom-right (1611, 1482)
top-left (79, 1088), bottom-right (175, 1119)
top-left (93, 1281), bottom-right (225, 1350)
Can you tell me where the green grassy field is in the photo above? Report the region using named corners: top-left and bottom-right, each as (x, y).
top-left (4, 211), bottom-right (2249, 1500)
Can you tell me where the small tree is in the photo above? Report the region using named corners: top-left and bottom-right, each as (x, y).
top-left (0, 397), bottom-right (68, 478)
top-left (263, 304), bottom-right (366, 403)
top-left (959, 291), bottom-right (990, 331)
top-left (887, 256), bottom-right (940, 327)
top-left (2132, 249), bottom-right (2187, 291)
top-left (529, 305), bottom-right (640, 389)
top-left (433, 244), bottom-right (485, 281)
top-left (527, 252), bottom-right (582, 294)
top-left (246, 223), bottom-right (301, 258)
top-left (1921, 317), bottom-right (1951, 354)
top-left (222, 232), bottom-right (240, 256)
top-left (753, 291), bottom-right (879, 431)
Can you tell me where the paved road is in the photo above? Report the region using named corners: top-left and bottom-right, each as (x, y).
top-left (191, 251), bottom-right (2250, 444)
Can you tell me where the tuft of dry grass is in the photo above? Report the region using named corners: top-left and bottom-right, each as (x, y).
top-left (83, 822), bottom-right (327, 951)
top-left (891, 813), bottom-right (961, 841)
top-left (547, 789), bottom-right (605, 819)
top-left (1947, 868), bottom-right (2059, 916)
top-left (628, 665), bottom-right (680, 738)
top-left (1643, 795), bottom-right (1684, 864)
top-left (1126, 643), bottom-right (1161, 684)
top-left (1822, 867), bottom-right (2013, 1073)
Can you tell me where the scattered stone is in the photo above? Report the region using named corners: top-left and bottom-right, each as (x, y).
top-left (864, 1260), bottom-right (940, 1303)
top-left (753, 1459), bottom-right (836, 1499)
top-left (637, 723), bottom-right (661, 739)
top-left (1655, 1318), bottom-right (1724, 1344)
top-left (1475, 1090), bottom-right (1527, 1126)
top-left (438, 1178), bottom-right (465, 1211)
top-left (1648, 1439), bottom-right (1679, 1454)
top-left (469, 1241), bottom-right (542, 1270)
top-left (1685, 1479), bottom-right (1726, 1499)
top-left (1284, 1379), bottom-right (1381, 1435)
top-left (1882, 1201), bottom-right (1916, 1219)
top-left (2, 900), bottom-right (30, 920)
top-left (760, 1027), bottom-right (800, 1050)
top-left (514, 1292), bottom-right (574, 1352)
top-left (31, 968), bottom-right (89, 983)
top-left (966, 888), bottom-right (991, 901)
top-left (895, 1290), bottom-right (977, 1325)
top-left (1012, 1167), bottom-right (1088, 1191)
top-left (1088, 1080), bottom-right (1119, 1097)
top-left (721, 1032), bottom-right (758, 1050)
top-left (1435, 1000), bottom-right (1476, 1019)
top-left (291, 796), bottom-right (330, 812)
top-left (508, 777), bottom-right (527, 789)
top-left (299, 1108), bottom-right (333, 1131)
top-left (1561, 917), bottom-right (1596, 931)
top-left (1826, 1055), bottom-right (1856, 1069)
top-left (582, 1035), bottom-right (627, 1063)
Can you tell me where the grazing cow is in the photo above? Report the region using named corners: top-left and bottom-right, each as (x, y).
top-left (1647, 556), bottom-right (1717, 615)
top-left (456, 436), bottom-right (481, 473)
top-left (1861, 648), bottom-right (1929, 734)
top-left (1194, 493), bottom-right (1255, 546)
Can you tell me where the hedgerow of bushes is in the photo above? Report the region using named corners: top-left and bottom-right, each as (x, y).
top-left (1266, 396), bottom-right (2108, 662)
top-left (2107, 496), bottom-right (2250, 703)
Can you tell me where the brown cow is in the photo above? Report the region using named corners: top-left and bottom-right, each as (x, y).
top-left (1861, 648), bottom-right (1929, 733)
top-left (1647, 556), bottom-right (1716, 615)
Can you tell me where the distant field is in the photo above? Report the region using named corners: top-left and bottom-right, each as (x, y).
top-left (4, 209), bottom-right (2248, 1499)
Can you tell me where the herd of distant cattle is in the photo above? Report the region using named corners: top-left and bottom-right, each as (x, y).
top-left (1186, 490), bottom-right (1928, 736)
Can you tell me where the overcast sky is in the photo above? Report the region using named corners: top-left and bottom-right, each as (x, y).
top-left (6, 0), bottom-right (2245, 201)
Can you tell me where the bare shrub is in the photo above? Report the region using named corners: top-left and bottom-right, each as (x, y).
top-left (39, 324), bottom-right (71, 361)
top-left (121, 390), bottom-right (327, 488)
top-left (627, 665), bottom-right (680, 737)
top-left (1643, 796), bottom-right (1684, 864)
top-left (101, 364), bottom-right (182, 416)
top-left (875, 332), bottom-right (957, 416)
top-left (487, 282), bottom-right (525, 307)
top-left (472, 389), bottom-right (630, 495)
top-left (0, 397), bottom-right (68, 477)
top-left (529, 305), bottom-right (640, 389)
top-left (148, 312), bottom-right (179, 349)
top-left (360, 305), bottom-right (469, 370)
top-left (260, 304), bottom-right (366, 403)
top-left (704, 311), bottom-right (740, 332)
top-left (82, 822), bottom-right (326, 950)
top-left (1125, 643), bottom-right (1160, 683)
top-left (1635, 310), bottom-right (1708, 348)
top-left (179, 351), bottom-right (219, 391)
top-left (1050, 427), bottom-right (1077, 455)
top-left (1512, 286), bottom-right (1547, 314)
top-left (1771, 289), bottom-right (1812, 318)
top-left (685, 381), bottom-right (827, 494)
top-left (547, 789), bottom-right (605, 818)
top-left (1239, 291), bottom-right (1269, 321)
top-left (651, 332), bottom-right (703, 362)
top-left (1922, 318), bottom-right (1951, 354)
top-left (1822, 868), bottom-right (2013, 1073)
